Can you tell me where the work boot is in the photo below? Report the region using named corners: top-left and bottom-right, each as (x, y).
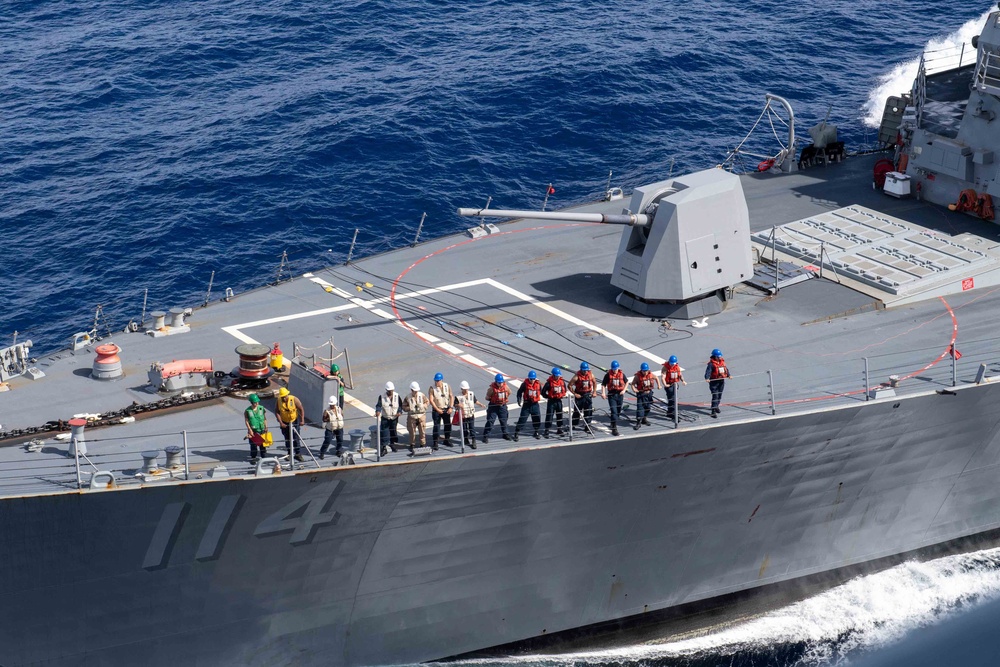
top-left (319, 452), bottom-right (325, 460)
top-left (502, 433), bottom-right (511, 441)
top-left (556, 428), bottom-right (564, 436)
top-left (533, 432), bottom-right (541, 440)
top-left (513, 429), bottom-right (520, 442)
top-left (633, 423), bottom-right (641, 430)
top-left (482, 436), bottom-right (489, 445)
top-left (295, 454), bottom-right (305, 462)
top-left (641, 418), bottom-right (651, 426)
top-left (380, 447), bottom-right (388, 457)
top-left (612, 426), bottom-right (619, 436)
top-left (543, 430), bottom-right (550, 438)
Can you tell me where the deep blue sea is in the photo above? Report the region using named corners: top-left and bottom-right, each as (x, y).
top-left (2, 1), bottom-right (999, 664)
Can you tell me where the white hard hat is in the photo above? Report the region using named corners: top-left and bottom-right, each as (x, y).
top-left (385, 381), bottom-right (395, 391)
top-left (410, 381), bottom-right (420, 391)
top-left (460, 380), bottom-right (470, 390)
top-left (328, 396), bottom-right (337, 404)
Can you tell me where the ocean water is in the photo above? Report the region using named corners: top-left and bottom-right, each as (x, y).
top-left (2, 0), bottom-right (999, 664)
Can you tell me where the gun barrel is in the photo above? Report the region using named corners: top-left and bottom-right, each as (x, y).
top-left (457, 207), bottom-right (650, 227)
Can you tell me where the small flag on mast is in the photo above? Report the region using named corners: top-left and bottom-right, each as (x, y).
top-left (950, 344), bottom-right (962, 360)
top-left (547, 185), bottom-right (556, 195)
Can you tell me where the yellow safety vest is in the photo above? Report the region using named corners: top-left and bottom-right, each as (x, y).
top-left (277, 395), bottom-right (298, 422)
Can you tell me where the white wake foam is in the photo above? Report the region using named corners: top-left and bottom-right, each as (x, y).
top-left (862, 10), bottom-right (992, 127)
top-left (457, 547), bottom-right (1000, 666)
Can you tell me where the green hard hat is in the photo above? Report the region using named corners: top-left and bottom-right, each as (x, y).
top-left (330, 363), bottom-right (340, 373)
top-left (248, 393), bottom-right (260, 404)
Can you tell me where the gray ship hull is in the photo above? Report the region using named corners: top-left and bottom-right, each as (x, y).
top-left (5, 380), bottom-right (1000, 666)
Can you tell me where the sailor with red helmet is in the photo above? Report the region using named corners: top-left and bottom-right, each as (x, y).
top-left (569, 361), bottom-right (596, 430)
top-left (482, 374), bottom-right (513, 444)
top-left (541, 367), bottom-right (567, 437)
top-left (661, 355), bottom-right (687, 420)
top-left (600, 360), bottom-right (629, 436)
top-left (514, 370), bottom-right (543, 441)
top-left (704, 348), bottom-right (731, 417)
top-left (631, 362), bottom-right (661, 430)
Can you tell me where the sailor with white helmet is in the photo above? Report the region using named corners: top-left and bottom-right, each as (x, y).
top-left (429, 371), bottom-right (454, 450)
top-left (513, 370), bottom-right (543, 441)
top-left (482, 374), bottom-right (512, 444)
top-left (320, 395), bottom-right (344, 460)
top-left (402, 381), bottom-right (428, 453)
top-left (375, 381), bottom-right (402, 455)
top-left (454, 380), bottom-right (485, 449)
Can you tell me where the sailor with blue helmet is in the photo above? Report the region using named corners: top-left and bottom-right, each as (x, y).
top-left (661, 355), bottom-right (687, 420)
top-left (569, 361), bottom-right (596, 430)
top-left (600, 360), bottom-right (629, 436)
top-left (631, 362), bottom-right (660, 429)
top-left (541, 367), bottom-right (568, 437)
top-left (705, 349), bottom-right (730, 417)
top-left (482, 373), bottom-right (512, 444)
top-left (429, 371), bottom-right (454, 450)
top-left (514, 370), bottom-right (543, 441)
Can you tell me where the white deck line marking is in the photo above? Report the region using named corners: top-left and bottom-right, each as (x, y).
top-left (221, 327), bottom-right (258, 345)
top-left (461, 354), bottom-right (488, 366)
top-left (437, 342), bottom-right (463, 354)
top-left (222, 303), bottom-right (358, 336)
top-left (484, 278), bottom-right (667, 366)
top-left (371, 308), bottom-right (395, 320)
top-left (343, 392), bottom-right (375, 417)
top-left (416, 332), bottom-right (441, 343)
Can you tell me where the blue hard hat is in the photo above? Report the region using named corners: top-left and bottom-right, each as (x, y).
top-left (610, 360), bottom-right (620, 370)
top-left (712, 349), bottom-right (723, 358)
top-left (640, 362), bottom-right (650, 371)
top-left (552, 367), bottom-right (562, 377)
top-left (580, 361), bottom-right (589, 371)
top-left (668, 355), bottom-right (678, 364)
top-left (434, 372), bottom-right (443, 382)
top-left (527, 370), bottom-right (537, 380)
top-left (495, 373), bottom-right (505, 383)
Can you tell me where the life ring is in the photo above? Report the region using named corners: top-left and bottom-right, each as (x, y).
top-left (757, 159), bottom-right (776, 172)
top-left (873, 158), bottom-right (895, 189)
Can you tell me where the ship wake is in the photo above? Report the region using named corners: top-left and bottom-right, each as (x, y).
top-left (863, 10), bottom-right (992, 128)
top-left (444, 547), bottom-right (1000, 667)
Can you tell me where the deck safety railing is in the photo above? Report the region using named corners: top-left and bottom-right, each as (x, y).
top-left (2, 336), bottom-right (998, 497)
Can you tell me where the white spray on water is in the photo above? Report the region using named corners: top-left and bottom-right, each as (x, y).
top-left (863, 10), bottom-right (992, 127)
top-left (450, 547), bottom-right (1000, 666)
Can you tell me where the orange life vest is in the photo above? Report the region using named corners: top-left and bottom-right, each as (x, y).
top-left (574, 371), bottom-right (595, 395)
top-left (547, 376), bottom-right (567, 399)
top-left (634, 370), bottom-right (654, 392)
top-left (709, 358), bottom-right (729, 380)
top-left (523, 378), bottom-right (541, 403)
top-left (489, 382), bottom-right (510, 405)
top-left (607, 369), bottom-right (626, 392)
top-left (663, 363), bottom-right (682, 384)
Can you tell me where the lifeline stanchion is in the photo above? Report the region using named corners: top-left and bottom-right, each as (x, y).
top-left (673, 386), bottom-right (679, 428)
top-left (412, 212), bottom-right (426, 247)
top-left (459, 405), bottom-right (466, 454)
top-left (375, 415), bottom-right (381, 462)
top-left (952, 346), bottom-right (958, 387)
top-left (182, 430), bottom-right (190, 480)
top-left (768, 370), bottom-right (776, 416)
top-left (346, 228), bottom-right (359, 265)
top-left (73, 437), bottom-right (82, 490)
top-left (565, 397), bottom-right (572, 443)
top-left (864, 357), bottom-right (870, 400)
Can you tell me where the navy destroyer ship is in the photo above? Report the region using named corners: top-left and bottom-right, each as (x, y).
top-left (6, 11), bottom-right (1000, 667)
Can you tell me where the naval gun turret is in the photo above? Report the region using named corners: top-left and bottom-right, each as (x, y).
top-left (459, 167), bottom-right (753, 318)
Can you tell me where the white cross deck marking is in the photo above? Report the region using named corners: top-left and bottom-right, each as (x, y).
top-left (221, 275), bottom-right (663, 414)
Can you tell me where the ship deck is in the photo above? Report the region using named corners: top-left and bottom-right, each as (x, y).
top-left (4, 153), bottom-right (1000, 498)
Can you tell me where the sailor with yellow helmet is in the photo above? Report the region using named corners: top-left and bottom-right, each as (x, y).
top-left (276, 387), bottom-right (305, 461)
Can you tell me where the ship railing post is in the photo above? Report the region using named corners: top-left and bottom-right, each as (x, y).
top-left (289, 425), bottom-right (296, 471)
top-left (73, 436), bottom-right (82, 490)
top-left (411, 212), bottom-right (426, 247)
top-left (459, 405), bottom-right (466, 454)
top-left (952, 346), bottom-right (958, 387)
top-left (566, 397), bottom-right (572, 442)
top-left (673, 384), bottom-right (679, 428)
top-left (375, 414), bottom-right (381, 462)
top-left (864, 357), bottom-right (871, 401)
top-left (182, 430), bottom-right (190, 480)
top-left (768, 370), bottom-right (776, 415)
top-left (346, 228), bottom-right (359, 265)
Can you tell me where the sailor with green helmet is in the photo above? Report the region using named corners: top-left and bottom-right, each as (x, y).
top-left (243, 393), bottom-right (271, 462)
top-left (329, 363), bottom-right (352, 409)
